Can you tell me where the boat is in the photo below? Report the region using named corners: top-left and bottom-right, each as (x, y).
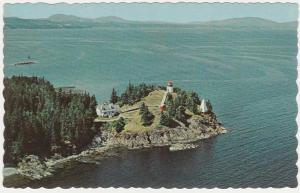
top-left (12, 55), bottom-right (38, 66)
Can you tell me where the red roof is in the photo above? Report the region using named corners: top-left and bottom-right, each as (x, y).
top-left (167, 81), bottom-right (173, 86)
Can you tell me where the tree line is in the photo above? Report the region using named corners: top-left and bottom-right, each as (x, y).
top-left (4, 76), bottom-right (98, 165)
top-left (160, 89), bottom-right (212, 127)
top-left (110, 83), bottom-right (156, 106)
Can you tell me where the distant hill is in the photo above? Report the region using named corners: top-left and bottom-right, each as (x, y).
top-left (4, 15), bottom-right (297, 29)
top-left (192, 17), bottom-right (277, 25)
top-left (4, 17), bottom-right (63, 29)
top-left (191, 17), bottom-right (297, 29)
top-left (4, 16), bottom-right (98, 29)
top-left (49, 14), bottom-right (130, 23)
top-left (94, 16), bottom-right (129, 23)
top-left (48, 14), bottom-right (91, 22)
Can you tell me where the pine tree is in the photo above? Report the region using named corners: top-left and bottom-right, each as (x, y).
top-left (174, 96), bottom-right (181, 109)
top-left (190, 91), bottom-right (201, 105)
top-left (177, 91), bottom-right (188, 106)
top-left (121, 92), bottom-right (129, 105)
top-left (160, 112), bottom-right (171, 126)
top-left (166, 99), bottom-right (176, 118)
top-left (191, 100), bottom-right (198, 114)
top-left (115, 117), bottom-right (126, 133)
top-left (187, 98), bottom-right (198, 114)
top-left (166, 93), bottom-right (173, 102)
top-left (110, 88), bottom-right (118, 104)
top-left (175, 106), bottom-right (186, 123)
top-left (206, 100), bottom-right (213, 113)
top-left (140, 104), bottom-right (154, 126)
top-left (89, 95), bottom-right (98, 117)
top-left (139, 102), bottom-right (146, 115)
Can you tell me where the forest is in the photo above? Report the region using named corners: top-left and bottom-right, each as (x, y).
top-left (3, 76), bottom-right (98, 165)
top-left (111, 82), bottom-right (156, 106)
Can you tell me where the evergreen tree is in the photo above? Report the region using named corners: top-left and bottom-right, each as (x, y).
top-left (175, 106), bottom-right (186, 123)
top-left (110, 88), bottom-right (118, 104)
top-left (190, 100), bottom-right (199, 114)
top-left (160, 112), bottom-right (171, 126)
top-left (115, 117), bottom-right (126, 133)
top-left (166, 93), bottom-right (173, 102)
top-left (121, 92), bottom-right (129, 105)
top-left (140, 104), bottom-right (154, 126)
top-left (174, 96), bottom-right (181, 108)
top-left (189, 92), bottom-right (200, 104)
top-left (139, 102), bottom-right (146, 115)
top-left (118, 83), bottom-right (155, 106)
top-left (187, 98), bottom-right (198, 114)
top-left (206, 100), bottom-right (213, 113)
top-left (166, 99), bottom-right (176, 118)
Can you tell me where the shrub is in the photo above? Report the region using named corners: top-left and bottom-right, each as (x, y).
top-left (115, 117), bottom-right (126, 133)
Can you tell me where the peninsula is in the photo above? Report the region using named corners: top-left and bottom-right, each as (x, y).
top-left (95, 81), bottom-right (226, 150)
top-left (3, 77), bottom-right (226, 187)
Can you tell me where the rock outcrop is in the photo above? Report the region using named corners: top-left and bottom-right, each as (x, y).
top-left (104, 115), bottom-right (227, 149)
top-left (169, 143), bottom-right (198, 151)
top-left (17, 155), bottom-right (53, 180)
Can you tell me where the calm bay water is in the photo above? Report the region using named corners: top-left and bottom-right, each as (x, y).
top-left (4, 24), bottom-right (298, 187)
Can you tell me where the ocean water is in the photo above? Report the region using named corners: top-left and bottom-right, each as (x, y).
top-left (4, 24), bottom-right (298, 187)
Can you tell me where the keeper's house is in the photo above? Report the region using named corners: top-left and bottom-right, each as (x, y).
top-left (96, 103), bottom-right (120, 118)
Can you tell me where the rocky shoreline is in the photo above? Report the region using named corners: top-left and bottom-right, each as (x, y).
top-left (4, 116), bottom-right (227, 187)
top-left (104, 125), bottom-right (227, 150)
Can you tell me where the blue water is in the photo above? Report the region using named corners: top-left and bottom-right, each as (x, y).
top-left (4, 24), bottom-right (298, 187)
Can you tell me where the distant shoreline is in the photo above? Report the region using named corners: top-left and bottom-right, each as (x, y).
top-left (4, 15), bottom-right (297, 30)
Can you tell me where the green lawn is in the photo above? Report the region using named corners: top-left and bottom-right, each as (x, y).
top-left (122, 90), bottom-right (165, 133)
top-left (102, 89), bottom-right (201, 134)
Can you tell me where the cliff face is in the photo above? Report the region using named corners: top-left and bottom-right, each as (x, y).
top-left (102, 116), bottom-right (227, 149)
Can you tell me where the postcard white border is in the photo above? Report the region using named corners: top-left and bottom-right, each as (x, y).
top-left (0, 0), bottom-right (298, 192)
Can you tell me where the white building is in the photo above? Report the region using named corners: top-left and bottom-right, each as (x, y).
top-left (166, 81), bottom-right (174, 93)
top-left (200, 99), bottom-right (208, 113)
top-left (96, 103), bottom-right (120, 118)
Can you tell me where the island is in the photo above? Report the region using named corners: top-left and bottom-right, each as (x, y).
top-left (3, 76), bottom-right (226, 187)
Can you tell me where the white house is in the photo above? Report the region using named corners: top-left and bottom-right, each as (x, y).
top-left (96, 103), bottom-right (120, 118)
top-left (200, 99), bottom-right (208, 113)
top-left (166, 80), bottom-right (174, 93)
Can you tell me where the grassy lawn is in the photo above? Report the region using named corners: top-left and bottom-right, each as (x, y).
top-left (96, 90), bottom-right (203, 133)
top-left (94, 116), bottom-right (120, 122)
top-left (122, 90), bottom-right (165, 133)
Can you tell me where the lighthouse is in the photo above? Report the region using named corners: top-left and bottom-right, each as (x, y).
top-left (160, 81), bottom-right (174, 112)
top-left (166, 81), bottom-right (173, 93)
top-left (200, 99), bottom-right (208, 113)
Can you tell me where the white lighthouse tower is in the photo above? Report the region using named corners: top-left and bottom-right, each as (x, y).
top-left (200, 99), bottom-right (208, 113)
top-left (166, 81), bottom-right (173, 93)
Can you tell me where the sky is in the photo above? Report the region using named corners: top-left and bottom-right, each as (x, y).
top-left (4, 3), bottom-right (298, 23)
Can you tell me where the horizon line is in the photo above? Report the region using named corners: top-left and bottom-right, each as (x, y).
top-left (4, 14), bottom-right (298, 24)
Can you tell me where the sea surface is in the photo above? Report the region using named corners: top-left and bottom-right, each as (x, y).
top-left (4, 24), bottom-right (298, 187)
